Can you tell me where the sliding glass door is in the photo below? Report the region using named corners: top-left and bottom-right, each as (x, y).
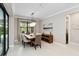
top-left (0, 3), bottom-right (9, 56)
top-left (0, 6), bottom-right (4, 55)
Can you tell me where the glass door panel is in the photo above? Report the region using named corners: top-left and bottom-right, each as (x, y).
top-left (0, 4), bottom-right (9, 56)
top-left (0, 7), bottom-right (4, 55)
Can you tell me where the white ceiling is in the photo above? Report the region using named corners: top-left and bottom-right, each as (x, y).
top-left (12, 3), bottom-right (79, 19)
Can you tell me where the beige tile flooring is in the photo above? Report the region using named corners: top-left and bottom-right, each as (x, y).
top-left (7, 41), bottom-right (79, 56)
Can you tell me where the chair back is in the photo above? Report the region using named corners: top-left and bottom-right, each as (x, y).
top-left (35, 35), bottom-right (41, 45)
top-left (21, 34), bottom-right (28, 42)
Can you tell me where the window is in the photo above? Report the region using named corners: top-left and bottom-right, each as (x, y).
top-left (20, 21), bottom-right (35, 34)
top-left (20, 22), bottom-right (27, 33)
top-left (0, 4), bottom-right (9, 56)
top-left (0, 5), bottom-right (4, 55)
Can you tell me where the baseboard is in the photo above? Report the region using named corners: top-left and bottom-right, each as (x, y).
top-left (54, 41), bottom-right (67, 47)
top-left (69, 42), bottom-right (79, 47)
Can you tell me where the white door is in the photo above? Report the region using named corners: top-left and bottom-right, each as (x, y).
top-left (70, 12), bottom-right (79, 44)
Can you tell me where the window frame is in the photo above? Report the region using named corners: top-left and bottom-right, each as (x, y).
top-left (0, 3), bottom-right (9, 56)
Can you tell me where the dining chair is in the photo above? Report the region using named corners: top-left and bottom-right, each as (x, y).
top-left (31, 35), bottom-right (41, 50)
top-left (21, 34), bottom-right (31, 48)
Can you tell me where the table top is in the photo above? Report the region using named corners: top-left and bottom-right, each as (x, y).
top-left (24, 34), bottom-right (35, 39)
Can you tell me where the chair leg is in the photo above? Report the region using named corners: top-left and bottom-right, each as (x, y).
top-left (34, 45), bottom-right (36, 50)
top-left (40, 45), bottom-right (41, 48)
top-left (22, 40), bottom-right (23, 45)
top-left (30, 43), bottom-right (32, 47)
top-left (24, 42), bottom-right (25, 48)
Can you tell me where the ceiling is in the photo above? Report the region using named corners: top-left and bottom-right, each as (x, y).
top-left (12, 3), bottom-right (79, 19)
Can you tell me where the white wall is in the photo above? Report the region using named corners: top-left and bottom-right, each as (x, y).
top-left (42, 13), bottom-right (66, 44)
top-left (14, 18), bottom-right (18, 42)
top-left (9, 16), bottom-right (15, 47)
top-left (34, 20), bottom-right (43, 33)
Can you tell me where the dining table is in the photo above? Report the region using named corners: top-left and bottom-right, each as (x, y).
top-left (24, 34), bottom-right (35, 46)
top-left (24, 34), bottom-right (35, 42)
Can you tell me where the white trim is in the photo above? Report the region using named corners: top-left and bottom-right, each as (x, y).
top-left (69, 42), bottom-right (79, 46)
top-left (45, 5), bottom-right (79, 19)
top-left (54, 41), bottom-right (66, 47)
top-left (54, 41), bottom-right (79, 49)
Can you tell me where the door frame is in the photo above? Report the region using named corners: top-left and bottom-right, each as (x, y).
top-left (65, 15), bottom-right (71, 44)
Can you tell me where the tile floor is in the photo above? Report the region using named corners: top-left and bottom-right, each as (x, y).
top-left (7, 41), bottom-right (79, 56)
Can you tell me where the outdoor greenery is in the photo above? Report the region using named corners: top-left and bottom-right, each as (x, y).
top-left (0, 26), bottom-right (4, 36)
top-left (20, 22), bottom-right (33, 33)
top-left (0, 20), bottom-right (4, 35)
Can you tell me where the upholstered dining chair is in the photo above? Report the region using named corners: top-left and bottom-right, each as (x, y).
top-left (21, 34), bottom-right (30, 48)
top-left (31, 35), bottom-right (41, 50)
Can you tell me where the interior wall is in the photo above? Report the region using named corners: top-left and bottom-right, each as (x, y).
top-left (9, 16), bottom-right (15, 47)
top-left (14, 18), bottom-right (21, 43)
top-left (14, 18), bottom-right (19, 42)
top-left (42, 13), bottom-right (66, 44)
top-left (34, 20), bottom-right (43, 33)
